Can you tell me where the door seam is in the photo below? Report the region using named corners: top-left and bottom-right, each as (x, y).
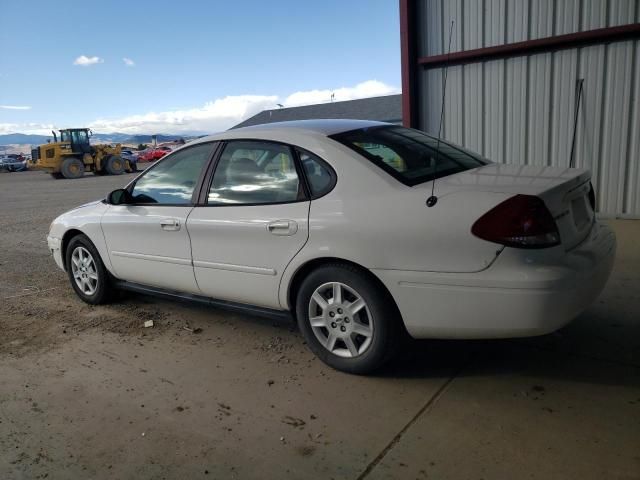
top-left (184, 206), bottom-right (202, 292)
top-left (276, 201), bottom-right (312, 310)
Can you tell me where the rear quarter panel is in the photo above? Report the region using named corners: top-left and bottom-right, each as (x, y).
top-left (277, 140), bottom-right (510, 308)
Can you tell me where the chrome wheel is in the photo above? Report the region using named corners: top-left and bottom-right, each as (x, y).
top-left (308, 282), bottom-right (373, 358)
top-left (71, 246), bottom-right (98, 296)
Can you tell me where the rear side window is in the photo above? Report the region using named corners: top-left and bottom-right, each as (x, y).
top-left (330, 125), bottom-right (488, 186)
top-left (298, 150), bottom-right (335, 198)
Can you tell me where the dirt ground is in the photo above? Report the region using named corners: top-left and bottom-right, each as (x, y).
top-left (1, 169), bottom-right (639, 480)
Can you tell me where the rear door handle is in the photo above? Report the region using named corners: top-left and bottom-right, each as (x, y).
top-left (267, 220), bottom-right (298, 236)
top-left (160, 218), bottom-right (181, 231)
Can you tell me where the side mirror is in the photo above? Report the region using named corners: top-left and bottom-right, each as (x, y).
top-left (107, 188), bottom-right (132, 205)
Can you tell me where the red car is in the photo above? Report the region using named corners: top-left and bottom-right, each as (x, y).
top-left (139, 146), bottom-right (172, 162)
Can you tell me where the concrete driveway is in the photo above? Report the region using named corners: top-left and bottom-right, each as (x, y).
top-left (1, 170), bottom-right (638, 479)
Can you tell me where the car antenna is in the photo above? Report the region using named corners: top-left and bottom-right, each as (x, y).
top-left (569, 78), bottom-right (584, 168)
top-left (427, 20), bottom-right (455, 208)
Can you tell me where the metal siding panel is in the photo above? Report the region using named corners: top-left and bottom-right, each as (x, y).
top-left (414, 0), bottom-right (640, 217)
top-left (555, 0), bottom-right (580, 35)
top-left (574, 45), bottom-right (606, 185)
top-left (624, 40), bottom-right (639, 215)
top-left (463, 0), bottom-right (484, 49)
top-left (599, 41), bottom-right (634, 215)
top-left (507, 0), bottom-right (530, 42)
top-left (484, 0), bottom-right (506, 47)
top-left (483, 59), bottom-right (505, 161)
top-left (420, 69), bottom-right (444, 135)
top-left (442, 0), bottom-right (463, 53)
top-left (581, 0), bottom-right (608, 30)
top-left (527, 53), bottom-right (553, 166)
top-left (423, 0), bottom-right (443, 56)
top-left (444, 66), bottom-right (464, 143)
top-left (529, 0), bottom-right (554, 39)
top-left (549, 49), bottom-right (578, 167)
top-left (608, 0), bottom-right (637, 26)
top-left (463, 63), bottom-right (484, 152)
top-left (505, 56), bottom-right (528, 164)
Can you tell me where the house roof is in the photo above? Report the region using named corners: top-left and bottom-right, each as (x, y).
top-left (232, 94), bottom-right (402, 129)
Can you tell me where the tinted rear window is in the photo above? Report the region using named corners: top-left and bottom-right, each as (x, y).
top-left (330, 125), bottom-right (488, 186)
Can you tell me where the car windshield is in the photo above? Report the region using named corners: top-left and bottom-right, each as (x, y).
top-left (330, 125), bottom-right (489, 186)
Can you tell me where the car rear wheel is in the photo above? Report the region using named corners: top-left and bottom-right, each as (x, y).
top-left (65, 234), bottom-right (113, 304)
top-left (61, 157), bottom-right (85, 179)
top-left (296, 263), bottom-right (402, 374)
top-left (105, 155), bottom-right (125, 175)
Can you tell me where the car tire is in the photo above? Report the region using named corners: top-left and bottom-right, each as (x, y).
top-left (296, 263), bottom-right (402, 374)
top-left (61, 157), bottom-right (85, 179)
top-left (65, 234), bottom-right (114, 305)
top-left (105, 155), bottom-right (125, 175)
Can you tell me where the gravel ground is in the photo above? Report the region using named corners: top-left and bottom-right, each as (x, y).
top-left (0, 169), bottom-right (639, 479)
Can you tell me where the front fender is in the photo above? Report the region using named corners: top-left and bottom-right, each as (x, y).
top-left (49, 201), bottom-right (115, 275)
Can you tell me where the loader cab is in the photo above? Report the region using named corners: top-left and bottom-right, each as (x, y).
top-left (60, 128), bottom-right (92, 154)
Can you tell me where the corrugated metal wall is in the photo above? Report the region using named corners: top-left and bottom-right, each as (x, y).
top-left (415, 0), bottom-right (640, 217)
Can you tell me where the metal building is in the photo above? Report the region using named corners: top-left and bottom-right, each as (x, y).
top-left (400, 0), bottom-right (640, 217)
top-left (232, 95), bottom-right (402, 129)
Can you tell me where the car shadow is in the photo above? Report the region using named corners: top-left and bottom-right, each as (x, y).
top-left (121, 289), bottom-right (640, 389)
top-left (376, 319), bottom-right (640, 389)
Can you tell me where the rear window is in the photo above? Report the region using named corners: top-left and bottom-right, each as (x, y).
top-left (330, 125), bottom-right (488, 186)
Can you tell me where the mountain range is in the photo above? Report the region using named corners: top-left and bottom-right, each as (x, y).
top-left (0, 132), bottom-right (200, 146)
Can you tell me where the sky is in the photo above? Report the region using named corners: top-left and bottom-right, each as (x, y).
top-left (0, 0), bottom-right (400, 135)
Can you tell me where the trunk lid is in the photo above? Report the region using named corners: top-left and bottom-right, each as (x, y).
top-left (439, 164), bottom-right (595, 250)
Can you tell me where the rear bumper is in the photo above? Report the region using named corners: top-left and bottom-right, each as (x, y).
top-left (373, 221), bottom-right (616, 339)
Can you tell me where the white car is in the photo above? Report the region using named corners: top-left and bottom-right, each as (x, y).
top-left (47, 120), bottom-right (616, 374)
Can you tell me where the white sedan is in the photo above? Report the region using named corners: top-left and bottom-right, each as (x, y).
top-left (47, 120), bottom-right (616, 374)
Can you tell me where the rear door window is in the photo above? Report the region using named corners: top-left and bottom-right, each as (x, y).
top-left (208, 141), bottom-right (306, 205)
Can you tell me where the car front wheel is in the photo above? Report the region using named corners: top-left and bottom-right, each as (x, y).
top-left (296, 264), bottom-right (402, 374)
top-left (65, 234), bottom-right (113, 304)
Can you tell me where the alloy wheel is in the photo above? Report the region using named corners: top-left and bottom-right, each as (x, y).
top-left (308, 282), bottom-right (373, 358)
top-left (71, 246), bottom-right (99, 296)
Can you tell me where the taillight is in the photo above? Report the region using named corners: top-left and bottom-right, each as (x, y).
top-left (471, 195), bottom-right (560, 249)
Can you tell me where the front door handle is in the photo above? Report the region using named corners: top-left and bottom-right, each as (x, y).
top-left (267, 220), bottom-right (298, 236)
top-left (160, 218), bottom-right (181, 231)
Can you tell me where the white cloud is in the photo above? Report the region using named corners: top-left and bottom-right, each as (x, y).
top-left (284, 80), bottom-right (398, 107)
top-left (89, 94), bottom-right (278, 134)
top-left (73, 55), bottom-right (104, 67)
top-left (0, 122), bottom-right (55, 135)
top-left (123, 57), bottom-right (135, 67)
top-left (1, 80), bottom-right (400, 136)
top-left (88, 80), bottom-right (399, 134)
top-left (0, 105), bottom-right (31, 110)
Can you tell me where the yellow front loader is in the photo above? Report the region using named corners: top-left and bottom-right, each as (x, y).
top-left (32, 128), bottom-right (132, 179)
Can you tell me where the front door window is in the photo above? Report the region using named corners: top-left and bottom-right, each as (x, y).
top-left (130, 143), bottom-right (213, 204)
